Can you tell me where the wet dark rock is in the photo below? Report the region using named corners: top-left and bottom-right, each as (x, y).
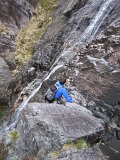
top-left (100, 140), bottom-right (120, 160)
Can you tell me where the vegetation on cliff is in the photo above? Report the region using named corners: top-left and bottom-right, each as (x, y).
top-left (15, 0), bottom-right (57, 66)
top-left (0, 21), bottom-right (7, 33)
top-left (51, 139), bottom-right (90, 158)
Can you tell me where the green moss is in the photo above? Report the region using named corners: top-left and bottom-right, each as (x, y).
top-left (75, 139), bottom-right (90, 149)
top-left (15, 0), bottom-right (57, 67)
top-left (50, 151), bottom-right (59, 158)
top-left (51, 139), bottom-right (90, 158)
top-left (9, 130), bottom-right (19, 143)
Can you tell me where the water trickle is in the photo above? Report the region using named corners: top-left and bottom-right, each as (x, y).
top-left (72, 0), bottom-right (116, 47)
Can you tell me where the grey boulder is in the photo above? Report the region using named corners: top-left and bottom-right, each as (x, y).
top-left (9, 103), bottom-right (104, 159)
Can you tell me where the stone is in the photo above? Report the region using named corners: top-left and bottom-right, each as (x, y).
top-left (28, 67), bottom-right (36, 77)
top-left (0, 57), bottom-right (13, 103)
top-left (8, 103), bottom-right (104, 159)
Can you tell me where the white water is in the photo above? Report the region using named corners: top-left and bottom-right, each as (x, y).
top-left (0, 0), bottom-right (116, 134)
top-left (72, 0), bottom-right (116, 48)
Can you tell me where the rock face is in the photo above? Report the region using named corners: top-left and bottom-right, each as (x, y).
top-left (8, 103), bottom-right (104, 159)
top-left (0, 0), bottom-right (37, 57)
top-left (0, 0), bottom-right (37, 104)
top-left (31, 0), bottom-right (120, 70)
top-left (0, 57), bottom-right (12, 103)
top-left (30, 0), bottom-right (120, 136)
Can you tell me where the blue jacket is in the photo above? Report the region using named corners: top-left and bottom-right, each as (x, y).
top-left (54, 81), bottom-right (72, 103)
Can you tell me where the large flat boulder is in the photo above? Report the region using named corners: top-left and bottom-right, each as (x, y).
top-left (8, 103), bottom-right (104, 159)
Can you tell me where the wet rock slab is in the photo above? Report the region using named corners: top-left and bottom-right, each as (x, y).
top-left (12, 103), bottom-right (104, 159)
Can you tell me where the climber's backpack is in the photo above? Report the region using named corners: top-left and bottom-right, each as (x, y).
top-left (45, 85), bottom-right (57, 103)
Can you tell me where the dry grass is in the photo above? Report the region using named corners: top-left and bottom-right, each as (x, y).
top-left (15, 0), bottom-right (57, 66)
top-left (51, 139), bottom-right (89, 158)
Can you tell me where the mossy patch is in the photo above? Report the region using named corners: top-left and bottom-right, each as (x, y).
top-left (15, 0), bottom-right (57, 67)
top-left (75, 139), bottom-right (90, 149)
top-left (51, 139), bottom-right (90, 158)
top-left (9, 130), bottom-right (19, 144)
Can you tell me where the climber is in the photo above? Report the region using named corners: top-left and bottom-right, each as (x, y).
top-left (45, 77), bottom-right (72, 103)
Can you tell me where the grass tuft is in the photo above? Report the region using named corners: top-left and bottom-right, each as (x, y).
top-left (9, 130), bottom-right (19, 142)
top-left (75, 139), bottom-right (90, 149)
top-left (51, 139), bottom-right (90, 158)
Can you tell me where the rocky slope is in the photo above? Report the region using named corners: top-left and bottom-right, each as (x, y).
top-left (0, 0), bottom-right (120, 160)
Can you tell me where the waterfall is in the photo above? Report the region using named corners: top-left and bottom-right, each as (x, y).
top-left (73, 0), bottom-right (116, 47)
top-left (0, 0), bottom-right (117, 134)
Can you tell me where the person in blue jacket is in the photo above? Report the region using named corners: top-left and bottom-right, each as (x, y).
top-left (54, 78), bottom-right (72, 103)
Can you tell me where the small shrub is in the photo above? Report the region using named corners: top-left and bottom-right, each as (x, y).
top-left (9, 130), bottom-right (19, 143)
top-left (75, 139), bottom-right (90, 149)
top-left (51, 139), bottom-right (90, 158)
top-left (61, 140), bottom-right (75, 151)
